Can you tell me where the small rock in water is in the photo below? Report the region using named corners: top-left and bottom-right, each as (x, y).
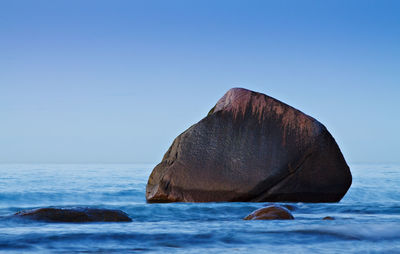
top-left (323, 216), bottom-right (335, 220)
top-left (244, 205), bottom-right (294, 220)
top-left (14, 208), bottom-right (132, 222)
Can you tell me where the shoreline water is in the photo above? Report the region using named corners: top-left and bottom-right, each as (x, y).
top-left (0, 163), bottom-right (399, 253)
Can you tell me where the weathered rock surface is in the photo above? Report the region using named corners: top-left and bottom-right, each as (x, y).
top-left (146, 87), bottom-right (352, 203)
top-left (244, 205), bottom-right (294, 220)
top-left (15, 208), bottom-right (132, 222)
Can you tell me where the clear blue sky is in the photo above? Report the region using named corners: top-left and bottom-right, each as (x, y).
top-left (1, 0), bottom-right (399, 163)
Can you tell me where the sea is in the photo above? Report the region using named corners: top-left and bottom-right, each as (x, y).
top-left (0, 163), bottom-right (399, 253)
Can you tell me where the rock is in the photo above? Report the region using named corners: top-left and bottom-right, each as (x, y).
top-left (323, 216), bottom-right (335, 220)
top-left (244, 205), bottom-right (294, 220)
top-left (146, 87), bottom-right (352, 203)
top-left (15, 208), bottom-right (132, 222)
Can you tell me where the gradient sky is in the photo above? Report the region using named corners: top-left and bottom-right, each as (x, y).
top-left (1, 0), bottom-right (399, 163)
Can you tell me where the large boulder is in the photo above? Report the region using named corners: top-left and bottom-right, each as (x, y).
top-left (15, 208), bottom-right (132, 222)
top-left (146, 88), bottom-right (352, 203)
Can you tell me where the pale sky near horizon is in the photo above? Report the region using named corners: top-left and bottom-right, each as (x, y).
top-left (1, 0), bottom-right (399, 164)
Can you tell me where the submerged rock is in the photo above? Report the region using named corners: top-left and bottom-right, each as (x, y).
top-left (15, 208), bottom-right (132, 222)
top-left (244, 205), bottom-right (294, 220)
top-left (146, 87), bottom-right (352, 203)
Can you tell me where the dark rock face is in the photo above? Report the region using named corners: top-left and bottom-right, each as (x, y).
top-left (146, 88), bottom-right (352, 203)
top-left (15, 208), bottom-right (132, 222)
top-left (244, 205), bottom-right (294, 220)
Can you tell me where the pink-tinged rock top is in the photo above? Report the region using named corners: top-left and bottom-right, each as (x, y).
top-left (212, 87), bottom-right (322, 145)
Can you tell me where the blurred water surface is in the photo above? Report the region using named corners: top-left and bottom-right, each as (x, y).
top-left (0, 163), bottom-right (399, 253)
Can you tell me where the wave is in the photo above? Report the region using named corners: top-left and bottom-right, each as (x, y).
top-left (263, 223), bottom-right (400, 241)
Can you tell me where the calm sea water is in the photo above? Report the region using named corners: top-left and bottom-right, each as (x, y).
top-left (0, 163), bottom-right (399, 253)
